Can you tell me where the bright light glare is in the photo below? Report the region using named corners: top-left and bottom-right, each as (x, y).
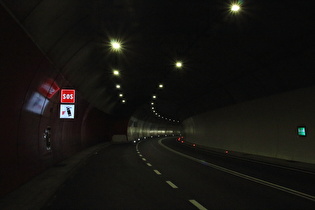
top-left (231, 4), bottom-right (240, 12)
top-left (175, 61), bottom-right (182, 68)
top-left (111, 41), bottom-right (121, 50)
top-left (113, 70), bottom-right (120, 76)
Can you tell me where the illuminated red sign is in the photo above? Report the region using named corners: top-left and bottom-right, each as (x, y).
top-left (61, 89), bottom-right (75, 103)
top-left (38, 79), bottom-right (60, 99)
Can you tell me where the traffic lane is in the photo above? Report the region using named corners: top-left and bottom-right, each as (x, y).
top-left (138, 138), bottom-right (315, 210)
top-left (45, 143), bottom-right (196, 210)
top-left (163, 137), bottom-right (315, 196)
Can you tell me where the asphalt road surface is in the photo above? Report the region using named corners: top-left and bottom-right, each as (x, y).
top-left (45, 137), bottom-right (315, 209)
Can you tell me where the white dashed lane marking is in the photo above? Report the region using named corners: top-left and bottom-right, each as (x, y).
top-left (154, 170), bottom-right (161, 175)
top-left (166, 181), bottom-right (178, 189)
top-left (142, 158), bottom-right (146, 161)
top-left (146, 163), bottom-right (152, 167)
top-left (189, 199), bottom-right (207, 210)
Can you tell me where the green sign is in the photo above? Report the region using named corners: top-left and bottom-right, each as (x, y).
top-left (297, 126), bottom-right (307, 137)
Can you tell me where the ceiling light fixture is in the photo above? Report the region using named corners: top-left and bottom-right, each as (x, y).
top-left (110, 40), bottom-right (122, 51)
top-left (231, 4), bottom-right (241, 12)
top-left (175, 61), bottom-right (183, 68)
top-left (113, 70), bottom-right (120, 76)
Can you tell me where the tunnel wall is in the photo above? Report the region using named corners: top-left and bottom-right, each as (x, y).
top-left (127, 116), bottom-right (182, 141)
top-left (183, 86), bottom-right (315, 164)
top-left (0, 6), bottom-right (127, 196)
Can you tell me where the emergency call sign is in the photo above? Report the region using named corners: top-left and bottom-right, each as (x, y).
top-left (61, 89), bottom-right (75, 103)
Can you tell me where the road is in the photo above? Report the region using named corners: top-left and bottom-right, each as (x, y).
top-left (45, 137), bottom-right (315, 209)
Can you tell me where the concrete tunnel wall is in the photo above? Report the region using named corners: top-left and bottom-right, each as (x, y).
top-left (0, 6), bottom-right (128, 196)
top-left (127, 116), bottom-right (182, 141)
top-left (183, 86), bottom-right (315, 164)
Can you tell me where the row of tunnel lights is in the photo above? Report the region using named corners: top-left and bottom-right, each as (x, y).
top-left (149, 61), bottom-right (182, 123)
top-left (148, 3), bottom-right (241, 122)
top-left (110, 2), bottom-right (242, 108)
top-left (110, 42), bottom-right (127, 104)
top-left (111, 42), bottom-right (183, 105)
top-left (110, 40), bottom-right (183, 123)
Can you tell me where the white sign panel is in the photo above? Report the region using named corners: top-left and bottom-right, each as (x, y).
top-left (60, 104), bottom-right (75, 119)
top-left (25, 92), bottom-right (49, 115)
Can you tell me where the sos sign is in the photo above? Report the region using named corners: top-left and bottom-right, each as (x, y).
top-left (61, 89), bottom-right (75, 103)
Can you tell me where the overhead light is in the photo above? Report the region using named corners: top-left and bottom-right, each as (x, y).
top-left (116, 84), bottom-right (121, 89)
top-left (151, 102), bottom-right (154, 105)
top-left (110, 40), bottom-right (121, 51)
top-left (152, 95), bottom-right (157, 99)
top-left (113, 70), bottom-right (120, 76)
top-left (119, 93), bottom-right (123, 97)
top-left (231, 4), bottom-right (241, 12)
top-left (122, 99), bottom-right (126, 103)
top-left (159, 84), bottom-right (164, 88)
top-left (175, 61), bottom-right (182, 68)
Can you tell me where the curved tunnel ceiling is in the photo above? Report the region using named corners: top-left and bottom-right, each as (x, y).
top-left (2, 0), bottom-right (315, 121)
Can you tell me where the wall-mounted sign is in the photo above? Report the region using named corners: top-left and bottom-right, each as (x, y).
top-left (60, 104), bottom-right (75, 119)
top-left (25, 92), bottom-right (49, 115)
top-left (297, 126), bottom-right (307, 137)
top-left (61, 89), bottom-right (75, 103)
top-left (38, 79), bottom-right (60, 99)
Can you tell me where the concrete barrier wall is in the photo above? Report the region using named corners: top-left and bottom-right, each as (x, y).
top-left (183, 86), bottom-right (315, 164)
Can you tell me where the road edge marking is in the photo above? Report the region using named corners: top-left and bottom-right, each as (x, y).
top-left (158, 138), bottom-right (315, 202)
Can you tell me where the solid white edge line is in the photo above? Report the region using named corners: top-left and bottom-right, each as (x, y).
top-left (189, 199), bottom-right (207, 210)
top-left (154, 170), bottom-right (161, 175)
top-left (166, 181), bottom-right (178, 189)
top-left (158, 138), bottom-right (315, 202)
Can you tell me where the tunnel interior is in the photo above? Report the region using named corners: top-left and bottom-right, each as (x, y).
top-left (1, 0), bottom-right (315, 197)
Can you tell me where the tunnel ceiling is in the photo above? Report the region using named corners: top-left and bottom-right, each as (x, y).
top-left (2, 0), bottom-right (315, 121)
